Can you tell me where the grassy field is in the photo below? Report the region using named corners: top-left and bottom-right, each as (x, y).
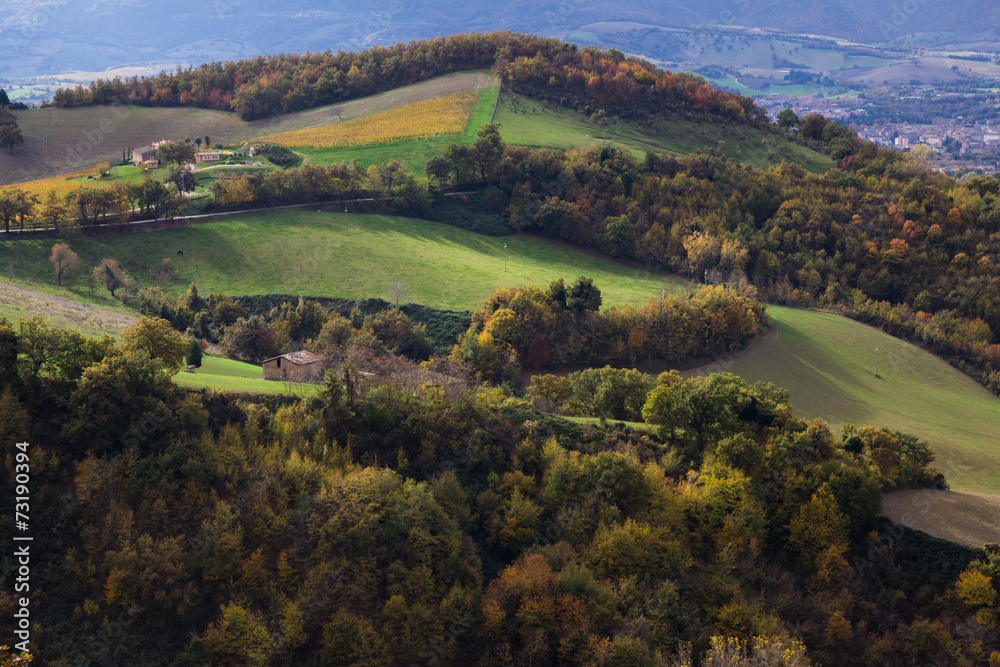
top-left (685, 306), bottom-right (1000, 494)
top-left (174, 356), bottom-right (319, 395)
top-left (0, 71), bottom-right (493, 186)
top-left (493, 94), bottom-right (834, 173)
top-left (0, 208), bottom-right (684, 312)
top-left (0, 278), bottom-right (139, 337)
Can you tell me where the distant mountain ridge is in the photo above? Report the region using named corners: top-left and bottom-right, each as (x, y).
top-left (1, 0), bottom-right (998, 78)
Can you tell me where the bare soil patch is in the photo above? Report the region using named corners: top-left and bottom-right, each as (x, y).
top-left (882, 489), bottom-right (1000, 548)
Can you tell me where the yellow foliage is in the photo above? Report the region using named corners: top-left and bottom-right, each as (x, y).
top-left (701, 636), bottom-right (812, 666)
top-left (0, 169), bottom-right (112, 202)
top-left (955, 567), bottom-right (996, 608)
top-left (260, 92), bottom-right (479, 148)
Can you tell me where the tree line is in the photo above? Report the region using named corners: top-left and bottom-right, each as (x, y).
top-left (44, 32), bottom-right (763, 126)
top-left (453, 279), bottom-right (765, 385)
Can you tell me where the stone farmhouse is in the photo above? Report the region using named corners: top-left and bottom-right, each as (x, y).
top-left (262, 351), bottom-right (323, 382)
top-left (196, 151), bottom-right (222, 162)
top-left (132, 146), bottom-right (158, 167)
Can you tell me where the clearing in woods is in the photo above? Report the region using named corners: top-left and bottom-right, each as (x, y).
top-left (174, 356), bottom-right (318, 395)
top-left (0, 71), bottom-right (494, 186)
top-left (684, 305), bottom-right (1000, 495)
top-left (881, 489), bottom-right (1000, 549)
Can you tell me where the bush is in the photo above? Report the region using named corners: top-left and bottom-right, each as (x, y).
top-left (262, 144), bottom-right (296, 167)
top-left (220, 315), bottom-right (279, 363)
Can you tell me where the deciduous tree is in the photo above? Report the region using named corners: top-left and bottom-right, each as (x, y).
top-left (93, 258), bottom-right (127, 297)
top-left (120, 317), bottom-right (187, 371)
top-left (49, 243), bottom-right (79, 286)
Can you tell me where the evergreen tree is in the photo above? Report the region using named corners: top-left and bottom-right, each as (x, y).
top-left (186, 338), bottom-right (203, 368)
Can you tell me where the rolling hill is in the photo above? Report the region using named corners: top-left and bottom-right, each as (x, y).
top-left (493, 93), bottom-right (833, 172)
top-left (0, 71), bottom-right (493, 186)
top-left (0, 208), bottom-right (685, 313)
top-left (3, 205), bottom-right (999, 499)
top-left (3, 1), bottom-right (998, 80)
top-left (685, 306), bottom-right (1000, 494)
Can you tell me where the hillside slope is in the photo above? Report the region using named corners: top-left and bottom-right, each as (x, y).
top-left (882, 489), bottom-right (1000, 548)
top-left (685, 306), bottom-right (1000, 494)
top-left (0, 72), bottom-right (492, 186)
top-left (494, 93), bottom-right (833, 172)
top-left (0, 209), bottom-right (685, 312)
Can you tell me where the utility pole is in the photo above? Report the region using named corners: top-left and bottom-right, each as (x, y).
top-left (704, 268), bottom-right (707, 284)
top-left (875, 346), bottom-right (879, 379)
top-left (344, 206), bottom-right (348, 233)
top-left (504, 243), bottom-right (507, 272)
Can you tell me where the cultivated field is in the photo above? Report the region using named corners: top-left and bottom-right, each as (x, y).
top-left (882, 489), bottom-right (1000, 548)
top-left (839, 58), bottom-right (975, 85)
top-left (0, 169), bottom-right (112, 202)
top-left (0, 208), bottom-right (685, 312)
top-left (292, 84), bottom-right (498, 175)
top-left (493, 94), bottom-right (834, 173)
top-left (261, 91), bottom-right (480, 148)
top-left (685, 306), bottom-right (1000, 494)
top-left (0, 71), bottom-right (494, 186)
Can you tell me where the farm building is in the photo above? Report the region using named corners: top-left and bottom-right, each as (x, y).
top-left (132, 146), bottom-right (157, 166)
top-left (262, 350), bottom-right (323, 382)
top-left (196, 151), bottom-right (222, 162)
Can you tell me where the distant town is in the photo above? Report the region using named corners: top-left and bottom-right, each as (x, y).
top-left (758, 90), bottom-right (1000, 173)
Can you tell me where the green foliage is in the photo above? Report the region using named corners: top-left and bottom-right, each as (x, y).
top-left (120, 316), bottom-right (187, 371)
top-left (459, 281), bottom-right (765, 377)
top-left (155, 139), bottom-right (197, 165)
top-left (777, 108), bottom-right (801, 129)
top-left (219, 315), bottom-right (279, 363)
top-left (842, 424), bottom-right (937, 490)
top-left (186, 338), bottom-right (203, 368)
top-left (362, 308), bottom-right (433, 360)
top-left (261, 143), bottom-right (296, 167)
top-left (562, 367), bottom-right (654, 421)
top-left (15, 316), bottom-right (113, 381)
top-left (0, 105), bottom-right (24, 153)
top-left (1, 316), bottom-right (990, 665)
top-left (63, 347), bottom-right (178, 449)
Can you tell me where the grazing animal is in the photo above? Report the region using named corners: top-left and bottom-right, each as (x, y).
top-left (177, 251), bottom-right (184, 255)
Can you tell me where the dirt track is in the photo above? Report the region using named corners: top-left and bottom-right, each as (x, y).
top-left (882, 489), bottom-right (1000, 548)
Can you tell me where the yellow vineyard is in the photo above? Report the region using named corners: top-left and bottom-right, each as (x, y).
top-left (260, 92), bottom-right (479, 148)
top-left (1, 170), bottom-right (111, 201)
